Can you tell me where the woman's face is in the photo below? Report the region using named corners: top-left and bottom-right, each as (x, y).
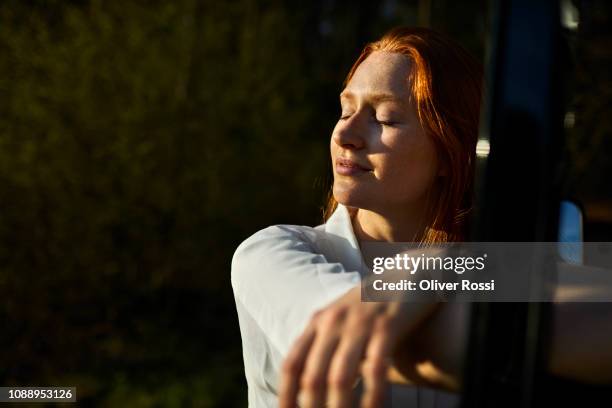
top-left (330, 51), bottom-right (441, 215)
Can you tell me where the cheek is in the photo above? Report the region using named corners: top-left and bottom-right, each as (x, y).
top-left (329, 140), bottom-right (339, 168)
top-left (380, 139), bottom-right (439, 198)
top-left (329, 127), bottom-right (341, 157)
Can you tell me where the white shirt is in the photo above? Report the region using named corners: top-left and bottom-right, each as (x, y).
top-left (231, 203), bottom-right (460, 407)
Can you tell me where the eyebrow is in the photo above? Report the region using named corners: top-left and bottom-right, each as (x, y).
top-left (339, 91), bottom-right (406, 106)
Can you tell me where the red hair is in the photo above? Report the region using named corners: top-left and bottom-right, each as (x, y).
top-left (323, 27), bottom-right (483, 243)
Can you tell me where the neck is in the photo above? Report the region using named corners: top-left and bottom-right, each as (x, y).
top-left (352, 205), bottom-right (428, 243)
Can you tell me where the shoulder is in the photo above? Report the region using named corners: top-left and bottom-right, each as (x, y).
top-left (239, 224), bottom-right (318, 244)
top-left (232, 224), bottom-right (323, 265)
top-left (230, 223), bottom-right (336, 302)
top-left (230, 222), bottom-right (337, 284)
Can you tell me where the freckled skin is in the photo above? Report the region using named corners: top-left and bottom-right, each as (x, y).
top-left (331, 51), bottom-right (440, 216)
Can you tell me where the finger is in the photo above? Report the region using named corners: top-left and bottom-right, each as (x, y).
top-left (360, 316), bottom-right (396, 408)
top-left (299, 308), bottom-right (345, 407)
top-left (279, 324), bottom-right (317, 408)
top-left (327, 313), bottom-right (373, 408)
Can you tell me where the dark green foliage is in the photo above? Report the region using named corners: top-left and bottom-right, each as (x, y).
top-left (0, 1), bottom-right (488, 406)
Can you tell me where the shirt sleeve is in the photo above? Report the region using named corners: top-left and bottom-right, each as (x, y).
top-left (231, 224), bottom-right (362, 357)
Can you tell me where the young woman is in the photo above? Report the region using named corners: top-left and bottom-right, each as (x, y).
top-left (231, 26), bottom-right (481, 408)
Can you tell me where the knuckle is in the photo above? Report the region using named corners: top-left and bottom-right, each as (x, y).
top-left (301, 373), bottom-right (324, 391)
top-left (373, 315), bottom-right (393, 333)
top-left (328, 371), bottom-right (353, 390)
top-left (348, 311), bottom-right (371, 328)
top-left (282, 356), bottom-right (300, 377)
top-left (363, 357), bottom-right (388, 378)
top-left (310, 309), bottom-right (323, 322)
top-left (319, 307), bottom-right (346, 327)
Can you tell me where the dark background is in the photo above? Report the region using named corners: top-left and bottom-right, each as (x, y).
top-left (0, 0), bottom-right (609, 406)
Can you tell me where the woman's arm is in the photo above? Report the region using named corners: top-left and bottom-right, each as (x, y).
top-left (278, 285), bottom-right (439, 408)
top-left (278, 262), bottom-right (612, 407)
top-left (387, 301), bottom-right (470, 392)
top-left (388, 265), bottom-right (612, 390)
top-left (231, 225), bottom-right (363, 357)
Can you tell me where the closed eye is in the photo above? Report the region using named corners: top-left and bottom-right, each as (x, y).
top-left (375, 118), bottom-right (397, 126)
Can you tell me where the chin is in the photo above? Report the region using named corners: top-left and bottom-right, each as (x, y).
top-left (332, 184), bottom-right (373, 210)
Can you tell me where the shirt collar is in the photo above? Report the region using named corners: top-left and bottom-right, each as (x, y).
top-left (319, 203), bottom-right (366, 274)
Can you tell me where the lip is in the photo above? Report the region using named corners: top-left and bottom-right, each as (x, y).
top-left (335, 157), bottom-right (372, 176)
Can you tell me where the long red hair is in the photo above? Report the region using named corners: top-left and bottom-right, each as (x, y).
top-left (323, 27), bottom-right (483, 243)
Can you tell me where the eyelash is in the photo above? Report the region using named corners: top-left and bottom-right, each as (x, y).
top-left (339, 113), bottom-right (395, 127)
top-left (376, 119), bottom-right (395, 126)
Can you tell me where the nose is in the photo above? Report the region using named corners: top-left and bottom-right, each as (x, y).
top-left (332, 115), bottom-right (367, 150)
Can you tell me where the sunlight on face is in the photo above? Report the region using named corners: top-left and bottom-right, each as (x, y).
top-left (330, 51), bottom-right (440, 214)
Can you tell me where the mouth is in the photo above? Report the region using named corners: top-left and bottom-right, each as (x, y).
top-left (335, 157), bottom-right (372, 176)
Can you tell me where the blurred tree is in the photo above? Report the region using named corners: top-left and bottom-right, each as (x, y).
top-left (0, 0), bottom-right (489, 406)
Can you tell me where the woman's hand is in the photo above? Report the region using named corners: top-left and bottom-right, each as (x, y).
top-left (278, 285), bottom-right (439, 408)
